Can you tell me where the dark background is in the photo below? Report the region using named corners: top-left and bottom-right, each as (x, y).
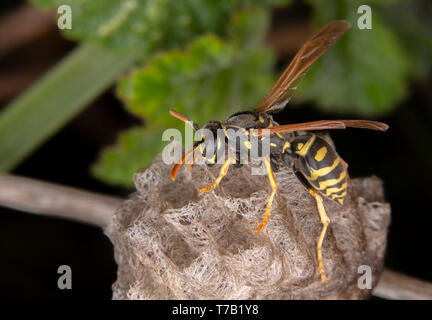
top-left (1, 1), bottom-right (431, 299)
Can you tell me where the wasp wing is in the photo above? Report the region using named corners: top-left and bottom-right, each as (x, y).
top-left (337, 120), bottom-right (389, 131)
top-left (255, 20), bottom-right (351, 114)
top-left (253, 120), bottom-right (389, 135)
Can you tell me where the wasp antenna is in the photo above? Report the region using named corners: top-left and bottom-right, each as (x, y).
top-left (169, 110), bottom-right (189, 122)
top-left (169, 110), bottom-right (199, 131)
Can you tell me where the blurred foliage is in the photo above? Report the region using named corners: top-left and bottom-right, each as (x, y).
top-left (379, 0), bottom-right (432, 80)
top-left (294, 0), bottom-right (410, 116)
top-left (23, 0), bottom-right (432, 187)
top-left (92, 126), bottom-right (167, 187)
top-left (92, 8), bottom-right (276, 186)
top-left (0, 45), bottom-right (135, 172)
top-left (31, 0), bottom-right (289, 60)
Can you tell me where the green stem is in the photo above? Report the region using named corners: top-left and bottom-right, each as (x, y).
top-left (0, 43), bottom-right (136, 171)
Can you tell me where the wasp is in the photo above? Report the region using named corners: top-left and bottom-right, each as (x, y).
top-left (169, 20), bottom-right (388, 282)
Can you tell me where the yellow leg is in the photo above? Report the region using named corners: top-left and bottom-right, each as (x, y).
top-left (255, 157), bottom-right (278, 232)
top-left (309, 189), bottom-right (330, 282)
top-left (171, 143), bottom-right (200, 181)
top-left (185, 154), bottom-right (195, 170)
top-left (199, 157), bottom-right (235, 194)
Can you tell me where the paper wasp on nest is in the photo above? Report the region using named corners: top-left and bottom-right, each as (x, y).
top-left (168, 20), bottom-right (388, 282)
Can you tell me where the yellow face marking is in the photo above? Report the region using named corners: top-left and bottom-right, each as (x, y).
top-left (199, 143), bottom-right (205, 155)
top-left (308, 157), bottom-right (340, 181)
top-left (217, 137), bottom-right (222, 150)
top-left (207, 154), bottom-right (216, 164)
top-left (317, 171), bottom-right (347, 190)
top-left (270, 143), bottom-right (277, 147)
top-left (259, 115), bottom-right (265, 123)
top-left (296, 135), bottom-right (316, 156)
top-left (314, 146), bottom-right (327, 162)
top-left (282, 141), bottom-right (290, 153)
top-left (244, 140), bottom-right (252, 149)
top-left (325, 182), bottom-right (347, 197)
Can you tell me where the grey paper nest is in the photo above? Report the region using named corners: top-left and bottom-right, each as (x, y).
top-left (106, 142), bottom-right (390, 300)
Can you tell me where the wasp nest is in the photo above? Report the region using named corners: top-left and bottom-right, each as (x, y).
top-left (105, 142), bottom-right (390, 300)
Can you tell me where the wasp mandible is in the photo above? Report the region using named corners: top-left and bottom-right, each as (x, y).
top-left (169, 20), bottom-right (389, 282)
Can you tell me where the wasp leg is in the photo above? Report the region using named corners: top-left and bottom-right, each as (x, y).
top-left (185, 153), bottom-right (195, 170)
top-left (255, 156), bottom-right (278, 232)
top-left (171, 142), bottom-right (202, 181)
top-left (199, 157), bottom-right (235, 194)
top-left (309, 188), bottom-right (330, 282)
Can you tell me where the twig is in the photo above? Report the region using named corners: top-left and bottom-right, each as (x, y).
top-left (0, 4), bottom-right (56, 58)
top-left (0, 67), bottom-right (48, 102)
top-left (0, 174), bottom-right (122, 227)
top-left (265, 20), bottom-right (311, 58)
top-left (0, 174), bottom-right (431, 299)
top-left (373, 269), bottom-right (432, 300)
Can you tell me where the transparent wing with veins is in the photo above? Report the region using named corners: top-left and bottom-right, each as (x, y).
top-left (252, 119), bottom-right (389, 136)
top-left (255, 20), bottom-right (351, 114)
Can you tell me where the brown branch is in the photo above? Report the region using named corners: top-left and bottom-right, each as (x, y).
top-left (1, 174), bottom-right (431, 299)
top-left (373, 269), bottom-right (432, 300)
top-left (265, 20), bottom-right (312, 59)
top-left (0, 67), bottom-right (49, 102)
top-left (0, 174), bottom-right (122, 227)
top-left (0, 4), bottom-right (56, 58)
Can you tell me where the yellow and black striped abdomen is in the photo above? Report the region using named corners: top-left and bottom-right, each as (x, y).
top-left (293, 134), bottom-right (348, 204)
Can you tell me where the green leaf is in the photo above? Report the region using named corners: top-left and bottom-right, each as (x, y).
top-left (93, 8), bottom-right (277, 187)
top-left (0, 44), bottom-right (136, 171)
top-left (91, 127), bottom-right (166, 187)
top-left (122, 35), bottom-right (275, 121)
top-left (31, 0), bottom-right (291, 59)
top-left (294, 0), bottom-right (410, 116)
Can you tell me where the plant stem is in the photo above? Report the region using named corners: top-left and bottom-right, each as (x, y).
top-left (0, 173), bottom-right (122, 227)
top-left (0, 43), bottom-right (136, 171)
